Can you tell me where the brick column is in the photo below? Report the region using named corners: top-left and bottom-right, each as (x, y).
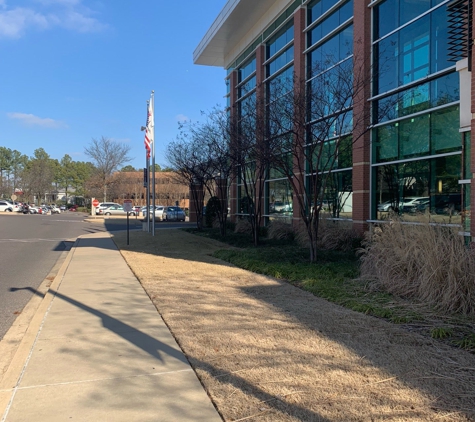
top-left (189, 182), bottom-right (204, 223)
top-left (216, 177), bottom-right (228, 215)
top-left (292, 6), bottom-right (306, 226)
top-left (352, 1), bottom-right (372, 235)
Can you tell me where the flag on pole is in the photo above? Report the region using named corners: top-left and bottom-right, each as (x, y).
top-left (144, 99), bottom-right (154, 159)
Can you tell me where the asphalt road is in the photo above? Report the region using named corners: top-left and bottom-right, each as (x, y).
top-left (0, 212), bottom-right (105, 340)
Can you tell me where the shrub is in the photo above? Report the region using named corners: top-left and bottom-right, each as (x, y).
top-left (359, 217), bottom-right (475, 315)
top-left (267, 220), bottom-right (294, 241)
top-left (234, 218), bottom-right (252, 234)
top-left (318, 218), bottom-right (362, 251)
top-left (205, 196), bottom-right (221, 228)
top-left (293, 216), bottom-right (361, 251)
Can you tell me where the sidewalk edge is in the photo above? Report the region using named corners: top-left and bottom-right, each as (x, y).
top-left (0, 238), bottom-right (79, 417)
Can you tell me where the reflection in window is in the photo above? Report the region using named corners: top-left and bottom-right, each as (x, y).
top-left (431, 107), bottom-right (460, 154)
top-left (307, 0), bottom-right (353, 47)
top-left (238, 57), bottom-right (256, 83)
top-left (373, 105), bottom-right (460, 164)
top-left (267, 22), bottom-right (294, 60)
top-left (374, 72), bottom-right (459, 124)
top-left (373, 0), bottom-right (444, 40)
top-left (373, 155), bottom-right (461, 222)
top-left (374, 4), bottom-right (451, 96)
top-left (307, 25), bottom-right (353, 78)
top-left (267, 46), bottom-right (294, 77)
top-left (266, 179), bottom-right (293, 217)
top-left (306, 170), bottom-right (352, 219)
top-left (399, 114), bottom-right (430, 158)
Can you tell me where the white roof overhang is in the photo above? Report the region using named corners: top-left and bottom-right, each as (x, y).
top-left (193, 0), bottom-right (289, 68)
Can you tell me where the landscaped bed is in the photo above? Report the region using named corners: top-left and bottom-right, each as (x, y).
top-left (113, 227), bottom-right (475, 421)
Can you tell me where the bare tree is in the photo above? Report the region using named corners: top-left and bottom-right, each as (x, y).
top-left (186, 109), bottom-right (235, 237)
top-left (166, 131), bottom-right (214, 230)
top-left (265, 48), bottom-right (392, 262)
top-left (229, 90), bottom-right (270, 246)
top-left (84, 136), bottom-right (132, 202)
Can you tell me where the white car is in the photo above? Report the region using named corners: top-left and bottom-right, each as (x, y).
top-left (95, 202), bottom-right (121, 214)
top-left (0, 200), bottom-right (20, 212)
top-left (50, 205), bottom-right (61, 214)
top-left (149, 206), bottom-right (165, 221)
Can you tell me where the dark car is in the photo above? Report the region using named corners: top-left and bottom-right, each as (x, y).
top-left (162, 206), bottom-right (186, 221)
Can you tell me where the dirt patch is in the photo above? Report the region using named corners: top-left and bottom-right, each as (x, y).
top-left (113, 229), bottom-right (475, 422)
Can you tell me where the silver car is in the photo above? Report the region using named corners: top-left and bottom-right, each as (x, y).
top-left (162, 206), bottom-right (186, 222)
top-left (100, 205), bottom-right (136, 216)
top-left (149, 206), bottom-right (165, 221)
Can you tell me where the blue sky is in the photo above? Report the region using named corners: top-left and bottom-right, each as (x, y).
top-left (0, 0), bottom-right (227, 170)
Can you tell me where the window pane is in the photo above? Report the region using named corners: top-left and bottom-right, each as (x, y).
top-left (374, 33), bottom-right (398, 94)
top-left (323, 170), bottom-right (352, 218)
top-left (374, 155), bottom-right (461, 221)
top-left (374, 0), bottom-right (398, 39)
top-left (400, 15), bottom-right (430, 84)
top-left (399, 114), bottom-right (430, 158)
top-left (400, 0), bottom-right (430, 27)
top-left (267, 179), bottom-right (293, 217)
top-left (431, 72), bottom-right (459, 107)
top-left (430, 4), bottom-right (450, 73)
top-left (375, 125), bottom-right (398, 163)
top-left (431, 106), bottom-right (460, 154)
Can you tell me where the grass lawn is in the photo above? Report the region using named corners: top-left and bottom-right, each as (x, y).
top-left (186, 226), bottom-right (475, 353)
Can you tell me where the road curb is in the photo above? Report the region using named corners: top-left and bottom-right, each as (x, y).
top-left (0, 239), bottom-right (78, 417)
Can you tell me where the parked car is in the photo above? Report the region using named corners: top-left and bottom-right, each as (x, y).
top-left (378, 197), bottom-right (428, 213)
top-left (100, 205), bottom-right (136, 216)
top-left (60, 204), bottom-right (67, 211)
top-left (0, 200), bottom-right (20, 212)
top-left (162, 206), bottom-right (186, 221)
top-left (50, 205), bottom-right (61, 214)
top-left (270, 201), bottom-right (292, 213)
top-left (95, 202), bottom-right (120, 213)
top-left (149, 205), bottom-right (165, 221)
top-left (69, 205), bottom-right (79, 212)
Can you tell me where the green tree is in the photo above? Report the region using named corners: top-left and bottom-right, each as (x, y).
top-left (23, 148), bottom-right (55, 204)
top-left (121, 165), bottom-right (138, 172)
top-left (57, 154), bottom-right (77, 203)
top-left (0, 147), bottom-right (13, 197)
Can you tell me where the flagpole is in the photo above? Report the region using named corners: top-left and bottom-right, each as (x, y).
top-left (144, 100), bottom-right (151, 233)
top-left (146, 156), bottom-right (150, 232)
top-left (151, 90), bottom-right (156, 237)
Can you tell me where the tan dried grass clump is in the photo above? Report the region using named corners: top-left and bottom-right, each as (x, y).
top-left (359, 217), bottom-right (475, 315)
top-left (234, 218), bottom-right (252, 234)
top-left (267, 220), bottom-right (294, 240)
top-left (293, 215), bottom-right (361, 251)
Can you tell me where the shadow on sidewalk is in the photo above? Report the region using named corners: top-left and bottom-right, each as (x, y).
top-left (10, 285), bottom-right (331, 421)
top-left (111, 230), bottom-right (475, 420)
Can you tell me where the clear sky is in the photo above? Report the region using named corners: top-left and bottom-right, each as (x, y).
top-left (0, 0), bottom-right (227, 170)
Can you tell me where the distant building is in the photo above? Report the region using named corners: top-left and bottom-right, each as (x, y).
top-left (113, 171), bottom-right (189, 209)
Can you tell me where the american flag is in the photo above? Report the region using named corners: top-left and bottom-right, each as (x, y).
top-left (144, 100), bottom-right (153, 159)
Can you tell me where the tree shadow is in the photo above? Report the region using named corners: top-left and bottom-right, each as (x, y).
top-left (10, 286), bottom-right (330, 421)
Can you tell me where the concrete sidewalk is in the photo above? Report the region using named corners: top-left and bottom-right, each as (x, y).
top-left (0, 232), bottom-right (221, 422)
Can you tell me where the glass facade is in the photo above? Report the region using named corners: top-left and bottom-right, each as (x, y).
top-left (264, 19), bottom-right (295, 220)
top-left (219, 0), bottom-right (467, 233)
top-left (305, 0), bottom-right (353, 220)
top-left (371, 0), bottom-right (462, 224)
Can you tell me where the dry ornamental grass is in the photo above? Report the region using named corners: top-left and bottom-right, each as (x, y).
top-left (113, 228), bottom-right (475, 422)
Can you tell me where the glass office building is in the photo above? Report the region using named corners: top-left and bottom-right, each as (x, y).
top-left (194, 0), bottom-right (473, 239)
